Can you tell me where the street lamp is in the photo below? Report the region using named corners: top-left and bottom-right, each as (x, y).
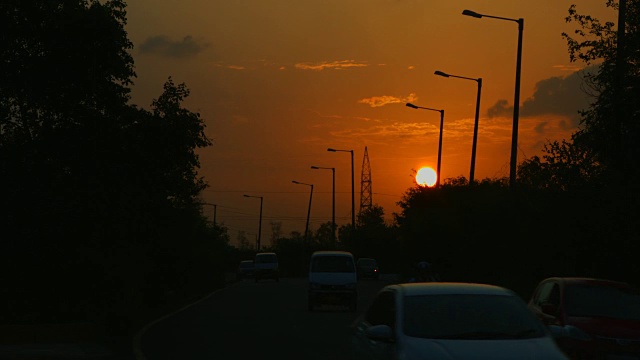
top-left (327, 148), bottom-right (355, 229)
top-left (243, 194), bottom-right (263, 250)
top-left (311, 165), bottom-right (336, 245)
top-left (292, 180), bottom-right (313, 243)
top-left (406, 103), bottom-right (445, 187)
top-left (462, 9), bottom-right (523, 189)
top-left (434, 70), bottom-right (482, 185)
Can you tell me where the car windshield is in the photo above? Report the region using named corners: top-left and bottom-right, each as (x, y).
top-left (311, 256), bottom-right (355, 273)
top-left (255, 254), bottom-right (277, 263)
top-left (403, 294), bottom-right (546, 340)
top-left (358, 259), bottom-right (376, 266)
top-left (565, 284), bottom-right (640, 320)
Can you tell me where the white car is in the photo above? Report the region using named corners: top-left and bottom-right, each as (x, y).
top-left (351, 282), bottom-right (569, 360)
top-left (308, 250), bottom-right (357, 312)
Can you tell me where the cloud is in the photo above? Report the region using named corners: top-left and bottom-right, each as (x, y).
top-left (328, 122), bottom-right (437, 142)
top-left (212, 63), bottom-right (246, 70)
top-left (534, 121), bottom-right (549, 135)
top-left (139, 35), bottom-right (208, 58)
top-left (553, 64), bottom-right (584, 72)
top-left (359, 93), bottom-right (418, 108)
top-left (486, 99), bottom-right (511, 118)
top-left (485, 66), bottom-right (596, 127)
top-left (294, 60), bottom-right (368, 71)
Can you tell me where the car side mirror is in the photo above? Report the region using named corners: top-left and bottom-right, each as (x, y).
top-left (365, 324), bottom-right (395, 343)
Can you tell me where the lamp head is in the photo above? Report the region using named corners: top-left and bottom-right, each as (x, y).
top-left (462, 9), bottom-right (483, 18)
top-left (406, 103), bottom-right (419, 109)
top-left (434, 70), bottom-right (450, 78)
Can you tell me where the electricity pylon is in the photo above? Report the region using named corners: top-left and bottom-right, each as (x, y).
top-left (359, 146), bottom-right (372, 218)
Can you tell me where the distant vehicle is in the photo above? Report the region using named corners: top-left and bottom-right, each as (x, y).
top-left (352, 282), bottom-right (569, 360)
top-left (308, 251), bottom-right (357, 312)
top-left (356, 258), bottom-right (379, 280)
top-left (528, 277), bottom-right (640, 359)
top-left (236, 260), bottom-right (254, 280)
top-left (253, 252), bottom-right (279, 282)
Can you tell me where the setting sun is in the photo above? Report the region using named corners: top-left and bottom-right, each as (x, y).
top-left (416, 167), bottom-right (437, 187)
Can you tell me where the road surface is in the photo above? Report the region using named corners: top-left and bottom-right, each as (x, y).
top-left (137, 276), bottom-right (395, 359)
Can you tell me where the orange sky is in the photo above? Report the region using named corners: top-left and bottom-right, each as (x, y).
top-left (124, 0), bottom-right (615, 246)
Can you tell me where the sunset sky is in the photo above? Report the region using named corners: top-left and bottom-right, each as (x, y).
top-left (124, 0), bottom-right (615, 246)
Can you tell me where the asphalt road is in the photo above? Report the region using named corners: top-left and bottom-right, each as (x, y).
top-left (137, 276), bottom-right (394, 359)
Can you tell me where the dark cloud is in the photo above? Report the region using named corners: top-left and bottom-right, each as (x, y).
top-left (486, 99), bottom-right (511, 118)
top-left (533, 121), bottom-right (548, 135)
top-left (138, 35), bottom-right (207, 58)
top-left (486, 66), bottom-right (597, 127)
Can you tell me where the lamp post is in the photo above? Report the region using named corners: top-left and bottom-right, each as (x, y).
top-left (462, 9), bottom-right (523, 190)
top-left (434, 70), bottom-right (482, 185)
top-left (406, 103), bottom-right (445, 187)
top-left (311, 166), bottom-right (336, 245)
top-left (243, 194), bottom-right (263, 250)
top-left (327, 148), bottom-right (355, 229)
top-left (292, 180), bottom-right (313, 243)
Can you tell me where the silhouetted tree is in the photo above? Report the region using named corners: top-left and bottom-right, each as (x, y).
top-left (237, 230), bottom-right (251, 250)
top-left (313, 221), bottom-right (336, 249)
top-left (441, 175), bottom-right (469, 187)
top-left (561, 1), bottom-right (640, 186)
top-left (271, 232), bottom-right (308, 276)
top-left (517, 139), bottom-right (604, 191)
top-left (0, 0), bottom-right (220, 333)
top-left (512, 1), bottom-right (640, 284)
top-left (1, 0), bottom-right (137, 325)
top-left (270, 220), bottom-right (283, 248)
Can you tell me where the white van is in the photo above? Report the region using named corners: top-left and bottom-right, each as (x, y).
top-left (254, 252), bottom-right (279, 282)
top-left (308, 251), bottom-right (358, 312)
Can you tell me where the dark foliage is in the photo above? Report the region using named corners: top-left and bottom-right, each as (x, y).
top-left (0, 0), bottom-right (223, 340)
top-left (394, 179), bottom-right (640, 298)
top-left (561, 0), bottom-right (640, 186)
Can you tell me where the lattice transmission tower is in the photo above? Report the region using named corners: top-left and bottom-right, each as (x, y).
top-left (359, 146), bottom-right (372, 217)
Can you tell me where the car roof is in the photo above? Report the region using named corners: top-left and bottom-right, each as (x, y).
top-left (240, 260), bottom-right (254, 264)
top-left (387, 282), bottom-right (516, 297)
top-left (255, 252), bottom-right (277, 256)
top-left (311, 250), bottom-right (353, 257)
top-left (543, 277), bottom-right (633, 288)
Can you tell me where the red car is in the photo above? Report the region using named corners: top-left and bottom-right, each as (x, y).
top-left (528, 277), bottom-right (640, 359)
